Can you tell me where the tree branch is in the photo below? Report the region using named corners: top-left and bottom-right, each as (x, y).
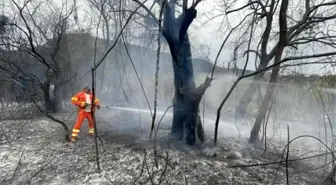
top-left (193, 76), bottom-right (212, 103)
top-left (209, 11), bottom-right (252, 78)
top-left (191, 0), bottom-right (202, 9)
top-left (150, 0), bottom-right (165, 139)
top-left (132, 0), bottom-right (159, 23)
top-left (225, 0), bottom-right (267, 15)
top-left (32, 100), bottom-right (70, 141)
top-left (11, 0), bottom-right (56, 72)
top-left (179, 7), bottom-right (197, 42)
top-left (93, 0), bottom-right (149, 70)
top-left (3, 76), bottom-right (70, 141)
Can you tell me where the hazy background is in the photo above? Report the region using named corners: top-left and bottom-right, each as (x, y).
top-left (0, 0), bottom-right (334, 151)
top-left (42, 33), bottom-right (335, 153)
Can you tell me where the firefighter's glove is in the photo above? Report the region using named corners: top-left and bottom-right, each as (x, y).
top-left (82, 103), bottom-right (88, 108)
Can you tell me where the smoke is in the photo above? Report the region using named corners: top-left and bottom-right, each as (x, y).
top-left (94, 62), bottom-right (335, 152)
top-left (61, 37), bottom-right (336, 159)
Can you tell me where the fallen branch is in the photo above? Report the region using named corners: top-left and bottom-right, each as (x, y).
top-left (134, 149), bottom-right (147, 184)
top-left (0, 124), bottom-right (12, 146)
top-left (25, 157), bottom-right (53, 185)
top-left (231, 135), bottom-right (336, 184)
top-left (32, 100), bottom-right (70, 141)
top-left (144, 154), bottom-right (154, 185)
top-left (11, 153), bottom-right (23, 183)
top-left (158, 152), bottom-right (169, 184)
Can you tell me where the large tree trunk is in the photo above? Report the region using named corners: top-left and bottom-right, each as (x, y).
top-left (172, 93), bottom-right (205, 144)
top-left (163, 5), bottom-right (208, 145)
top-left (43, 84), bottom-right (55, 113)
top-left (237, 71), bottom-right (265, 115)
top-left (43, 82), bottom-right (62, 113)
top-left (170, 35), bottom-right (205, 145)
top-left (249, 0), bottom-right (288, 143)
top-left (249, 65), bottom-right (280, 143)
top-left (237, 37), bottom-right (275, 115)
top-left (53, 84), bottom-right (63, 112)
top-left (236, 0), bottom-right (310, 115)
top-left (236, 1), bottom-right (276, 115)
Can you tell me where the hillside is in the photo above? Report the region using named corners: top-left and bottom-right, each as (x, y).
top-left (51, 33), bottom-right (225, 78)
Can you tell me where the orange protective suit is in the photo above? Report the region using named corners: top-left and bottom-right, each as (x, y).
top-left (70, 91), bottom-right (100, 140)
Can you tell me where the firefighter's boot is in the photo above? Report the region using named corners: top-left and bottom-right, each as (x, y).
top-left (71, 137), bottom-right (77, 142)
top-left (89, 128), bottom-right (94, 136)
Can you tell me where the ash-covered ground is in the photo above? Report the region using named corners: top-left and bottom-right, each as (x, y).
top-left (0, 107), bottom-right (330, 185)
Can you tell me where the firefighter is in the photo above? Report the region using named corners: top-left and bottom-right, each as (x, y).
top-left (70, 84), bottom-right (100, 142)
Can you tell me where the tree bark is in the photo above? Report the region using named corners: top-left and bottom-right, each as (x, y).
top-left (237, 72), bottom-right (264, 115)
top-left (249, 65), bottom-right (280, 143)
top-left (172, 94), bottom-right (204, 144)
top-left (250, 0), bottom-right (288, 143)
top-left (163, 5), bottom-right (208, 145)
top-left (170, 34), bottom-right (205, 145)
top-left (237, 7), bottom-right (275, 115)
top-left (42, 82), bottom-right (63, 113)
top-left (42, 83), bottom-right (55, 113)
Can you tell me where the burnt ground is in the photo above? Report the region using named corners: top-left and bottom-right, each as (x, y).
top-left (0, 109), bottom-right (330, 185)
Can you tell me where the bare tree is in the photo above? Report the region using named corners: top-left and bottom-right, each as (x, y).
top-left (2, 0), bottom-right (77, 112)
top-left (250, 0), bottom-right (289, 143)
top-left (125, 0), bottom-right (211, 145)
top-left (220, 0), bottom-right (336, 115)
top-left (0, 0), bottom-right (79, 140)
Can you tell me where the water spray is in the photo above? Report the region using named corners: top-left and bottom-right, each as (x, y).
top-left (99, 105), bottom-right (173, 116)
